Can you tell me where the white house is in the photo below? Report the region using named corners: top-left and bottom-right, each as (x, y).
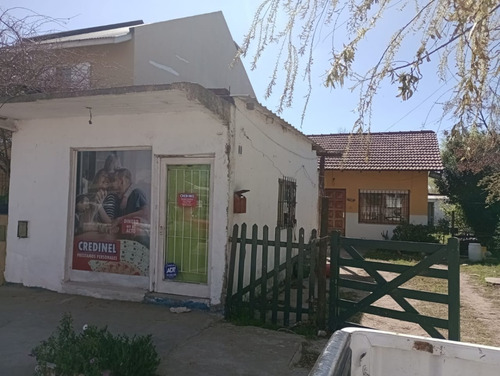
top-left (1, 83), bottom-right (319, 308)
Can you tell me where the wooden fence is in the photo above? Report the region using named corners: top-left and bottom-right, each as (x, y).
top-left (226, 223), bottom-right (460, 340)
top-left (225, 223), bottom-right (317, 326)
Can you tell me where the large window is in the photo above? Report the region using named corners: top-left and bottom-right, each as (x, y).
top-left (72, 149), bottom-right (152, 276)
top-left (41, 63), bottom-right (91, 90)
top-left (277, 177), bottom-right (297, 228)
top-left (359, 190), bottom-right (409, 224)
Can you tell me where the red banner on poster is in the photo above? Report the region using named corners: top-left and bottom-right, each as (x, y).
top-left (121, 217), bottom-right (140, 235)
top-left (72, 239), bottom-right (121, 271)
top-left (177, 193), bottom-right (198, 207)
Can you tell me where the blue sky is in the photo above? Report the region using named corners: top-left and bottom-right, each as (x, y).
top-left (2, 0), bottom-right (454, 137)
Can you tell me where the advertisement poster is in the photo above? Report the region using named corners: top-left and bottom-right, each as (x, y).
top-left (72, 150), bottom-right (151, 276)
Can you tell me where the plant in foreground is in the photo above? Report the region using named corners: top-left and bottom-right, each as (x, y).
top-left (32, 313), bottom-right (160, 376)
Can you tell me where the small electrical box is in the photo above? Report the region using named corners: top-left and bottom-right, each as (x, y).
top-left (234, 190), bottom-right (249, 214)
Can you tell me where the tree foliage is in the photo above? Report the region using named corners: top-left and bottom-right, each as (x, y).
top-left (0, 8), bottom-right (94, 186)
top-left (237, 0), bottom-right (500, 132)
top-left (0, 8), bottom-right (91, 99)
top-left (436, 130), bottom-right (500, 247)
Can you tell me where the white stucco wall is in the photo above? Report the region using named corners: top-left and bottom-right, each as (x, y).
top-left (133, 12), bottom-right (255, 97)
top-left (346, 213), bottom-right (428, 240)
top-left (226, 99), bottom-right (319, 291)
top-left (428, 195), bottom-right (448, 225)
top-left (5, 101), bottom-right (230, 305)
top-left (230, 99), bottom-right (319, 235)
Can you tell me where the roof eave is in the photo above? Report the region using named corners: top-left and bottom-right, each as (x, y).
top-left (41, 33), bottom-right (132, 48)
top-left (235, 96), bottom-right (322, 153)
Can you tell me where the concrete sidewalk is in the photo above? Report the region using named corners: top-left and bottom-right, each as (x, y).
top-left (0, 284), bottom-right (326, 375)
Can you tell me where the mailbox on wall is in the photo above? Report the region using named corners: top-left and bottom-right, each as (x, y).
top-left (234, 190), bottom-right (249, 214)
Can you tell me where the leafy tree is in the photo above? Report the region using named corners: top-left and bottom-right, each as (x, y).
top-left (440, 202), bottom-right (471, 234)
top-left (238, 0), bottom-right (500, 133)
top-left (436, 130), bottom-right (500, 249)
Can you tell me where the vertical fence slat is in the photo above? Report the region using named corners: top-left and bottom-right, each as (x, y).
top-left (296, 228), bottom-right (305, 323)
top-left (272, 226), bottom-right (281, 325)
top-left (249, 224), bottom-right (258, 319)
top-left (329, 231), bottom-right (340, 332)
top-left (309, 229), bottom-right (317, 319)
top-left (317, 197), bottom-right (329, 329)
top-left (225, 224), bottom-right (239, 319)
top-left (448, 237), bottom-right (460, 341)
top-left (260, 225), bottom-right (269, 322)
top-left (236, 223), bottom-right (247, 315)
top-left (284, 227), bottom-right (293, 326)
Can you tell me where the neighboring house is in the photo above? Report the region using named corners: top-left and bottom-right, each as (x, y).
top-left (428, 194), bottom-right (448, 226)
top-left (29, 12), bottom-right (255, 97)
top-left (0, 14), bottom-right (320, 307)
top-left (428, 176), bottom-right (448, 227)
top-left (309, 131), bottom-right (443, 240)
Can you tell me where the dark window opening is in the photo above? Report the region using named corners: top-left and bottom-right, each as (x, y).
top-left (278, 177), bottom-right (297, 228)
top-left (359, 190), bottom-right (409, 224)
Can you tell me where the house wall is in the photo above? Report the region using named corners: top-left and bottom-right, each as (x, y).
top-left (231, 99), bottom-right (319, 234)
top-left (325, 170), bottom-right (428, 239)
top-left (132, 12), bottom-right (255, 96)
top-left (55, 41), bottom-right (135, 89)
top-left (226, 99), bottom-right (319, 291)
top-left (428, 195), bottom-right (448, 226)
top-left (4, 105), bottom-right (230, 305)
top-left (84, 42), bottom-right (135, 88)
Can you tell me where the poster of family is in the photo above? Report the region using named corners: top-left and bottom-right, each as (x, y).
top-left (72, 150), bottom-right (152, 276)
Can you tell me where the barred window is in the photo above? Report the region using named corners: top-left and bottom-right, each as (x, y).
top-left (359, 190), bottom-right (409, 224)
top-left (277, 177), bottom-right (296, 228)
top-left (49, 63), bottom-right (91, 89)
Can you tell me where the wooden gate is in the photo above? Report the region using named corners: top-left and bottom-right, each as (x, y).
top-left (329, 232), bottom-right (460, 340)
top-left (225, 224), bottom-right (460, 341)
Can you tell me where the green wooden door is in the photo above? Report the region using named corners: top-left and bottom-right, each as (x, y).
top-left (165, 164), bottom-right (210, 284)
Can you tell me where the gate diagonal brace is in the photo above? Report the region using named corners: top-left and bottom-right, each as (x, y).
top-left (339, 244), bottom-right (447, 338)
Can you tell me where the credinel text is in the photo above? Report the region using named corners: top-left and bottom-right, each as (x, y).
top-left (77, 241), bottom-right (118, 254)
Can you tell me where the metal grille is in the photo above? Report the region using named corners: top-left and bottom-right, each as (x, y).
top-left (0, 169), bottom-right (8, 214)
top-left (359, 190), bottom-right (409, 224)
top-left (0, 170), bottom-right (8, 196)
top-left (166, 165), bottom-right (210, 284)
top-left (277, 177), bottom-right (297, 228)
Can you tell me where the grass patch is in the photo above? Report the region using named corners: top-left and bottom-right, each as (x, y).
top-left (461, 259), bottom-right (500, 286)
top-left (364, 249), bottom-right (423, 264)
top-left (461, 258), bottom-right (500, 305)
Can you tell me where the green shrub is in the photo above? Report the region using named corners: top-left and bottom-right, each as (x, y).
top-left (491, 222), bottom-right (500, 258)
top-left (391, 223), bottom-right (439, 243)
top-left (32, 313), bottom-right (160, 376)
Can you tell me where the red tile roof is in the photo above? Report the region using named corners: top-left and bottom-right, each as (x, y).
top-left (308, 131), bottom-right (443, 170)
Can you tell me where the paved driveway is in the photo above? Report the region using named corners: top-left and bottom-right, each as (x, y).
top-left (0, 284), bottom-right (324, 375)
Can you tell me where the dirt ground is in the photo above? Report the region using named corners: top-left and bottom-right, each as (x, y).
top-left (340, 266), bottom-right (500, 347)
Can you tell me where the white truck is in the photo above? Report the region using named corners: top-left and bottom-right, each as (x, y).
top-left (309, 327), bottom-right (500, 376)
